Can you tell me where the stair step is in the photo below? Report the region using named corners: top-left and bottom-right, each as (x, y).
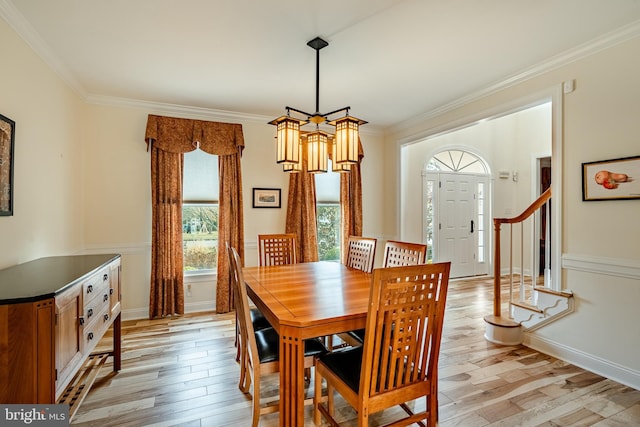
top-left (483, 314), bottom-right (520, 328)
top-left (511, 301), bottom-right (543, 313)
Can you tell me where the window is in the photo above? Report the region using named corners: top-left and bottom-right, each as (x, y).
top-left (183, 149), bottom-right (218, 274)
top-left (427, 149), bottom-right (488, 173)
top-left (423, 179), bottom-right (435, 263)
top-left (315, 161), bottom-right (341, 261)
top-left (477, 181), bottom-right (485, 263)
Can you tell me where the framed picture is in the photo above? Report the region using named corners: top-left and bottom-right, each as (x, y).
top-left (582, 155), bottom-right (639, 201)
top-left (0, 114), bottom-right (15, 216)
top-left (252, 187), bottom-right (281, 208)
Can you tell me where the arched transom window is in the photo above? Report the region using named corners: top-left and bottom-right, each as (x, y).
top-left (427, 149), bottom-right (487, 174)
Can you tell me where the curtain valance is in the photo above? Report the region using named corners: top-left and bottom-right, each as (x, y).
top-left (144, 114), bottom-right (244, 155)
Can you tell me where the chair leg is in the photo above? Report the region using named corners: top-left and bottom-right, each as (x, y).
top-left (428, 394), bottom-right (438, 426)
top-left (239, 344), bottom-right (251, 393)
top-left (251, 369), bottom-right (261, 427)
top-left (235, 312), bottom-right (241, 362)
top-left (327, 383), bottom-right (335, 418)
top-left (313, 367), bottom-right (322, 426)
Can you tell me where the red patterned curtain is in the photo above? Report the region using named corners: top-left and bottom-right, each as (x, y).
top-left (285, 161), bottom-right (319, 262)
top-left (145, 115), bottom-right (244, 317)
top-left (340, 140), bottom-right (365, 263)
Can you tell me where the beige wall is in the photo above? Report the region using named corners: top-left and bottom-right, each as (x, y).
top-left (0, 18), bottom-right (85, 269)
top-left (385, 37), bottom-right (640, 388)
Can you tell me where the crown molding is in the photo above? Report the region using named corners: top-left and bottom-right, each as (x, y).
top-left (84, 94), bottom-right (385, 135)
top-left (388, 19), bottom-right (640, 135)
top-left (0, 0), bottom-right (87, 97)
top-left (85, 94), bottom-right (271, 124)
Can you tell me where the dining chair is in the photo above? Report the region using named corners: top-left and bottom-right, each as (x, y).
top-left (314, 262), bottom-right (451, 427)
top-left (342, 239), bottom-right (429, 345)
top-left (258, 233), bottom-right (297, 266)
top-left (383, 239), bottom-right (427, 268)
top-left (229, 247), bottom-right (327, 427)
top-left (345, 236), bottom-right (377, 273)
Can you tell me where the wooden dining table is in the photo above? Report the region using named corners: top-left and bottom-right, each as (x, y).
top-left (242, 261), bottom-right (372, 426)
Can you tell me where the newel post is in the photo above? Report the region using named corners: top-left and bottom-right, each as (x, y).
top-left (493, 219), bottom-right (502, 317)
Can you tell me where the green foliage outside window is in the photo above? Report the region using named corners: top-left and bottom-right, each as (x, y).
top-left (317, 204), bottom-right (340, 261)
top-left (183, 204), bottom-right (218, 271)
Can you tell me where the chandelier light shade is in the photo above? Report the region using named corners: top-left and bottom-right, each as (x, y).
top-left (269, 36), bottom-right (366, 173)
top-left (283, 137), bottom-right (303, 172)
top-left (269, 115), bottom-right (306, 164)
top-left (330, 115), bottom-right (364, 164)
top-left (306, 130), bottom-right (329, 173)
top-left (332, 161), bottom-right (351, 173)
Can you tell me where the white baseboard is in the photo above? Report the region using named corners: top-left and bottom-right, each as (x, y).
top-left (524, 333), bottom-right (640, 391)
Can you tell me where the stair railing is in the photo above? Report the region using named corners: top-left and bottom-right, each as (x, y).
top-left (492, 187), bottom-right (552, 318)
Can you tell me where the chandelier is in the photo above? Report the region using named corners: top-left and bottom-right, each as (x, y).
top-left (269, 37), bottom-right (366, 173)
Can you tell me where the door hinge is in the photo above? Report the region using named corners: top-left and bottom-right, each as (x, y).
top-left (55, 313), bottom-right (58, 326)
top-left (439, 223), bottom-right (441, 230)
top-left (439, 181), bottom-right (442, 188)
top-left (55, 369), bottom-right (58, 381)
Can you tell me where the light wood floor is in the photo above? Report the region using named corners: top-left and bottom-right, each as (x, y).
top-left (71, 277), bottom-right (640, 426)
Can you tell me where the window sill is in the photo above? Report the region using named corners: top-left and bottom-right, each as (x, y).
top-left (184, 272), bottom-right (217, 283)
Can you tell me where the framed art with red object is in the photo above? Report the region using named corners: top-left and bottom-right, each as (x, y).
top-left (0, 113), bottom-right (15, 216)
top-left (582, 155), bottom-right (639, 201)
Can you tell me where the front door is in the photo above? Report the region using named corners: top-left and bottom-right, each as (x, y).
top-left (438, 173), bottom-right (477, 277)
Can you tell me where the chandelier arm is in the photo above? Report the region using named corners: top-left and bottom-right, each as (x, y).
top-left (323, 106), bottom-right (351, 118)
top-left (286, 106), bottom-right (314, 118)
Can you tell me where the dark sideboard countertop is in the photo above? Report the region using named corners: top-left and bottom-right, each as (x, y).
top-left (0, 254), bottom-right (121, 305)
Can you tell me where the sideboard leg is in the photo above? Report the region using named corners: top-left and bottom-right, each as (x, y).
top-left (113, 313), bottom-right (122, 371)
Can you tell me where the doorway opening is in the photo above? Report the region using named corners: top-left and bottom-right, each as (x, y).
top-left (401, 98), bottom-right (558, 282)
top-left (423, 149), bottom-right (490, 278)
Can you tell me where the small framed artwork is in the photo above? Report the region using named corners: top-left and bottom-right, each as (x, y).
top-left (0, 113), bottom-right (15, 216)
top-left (252, 187), bottom-right (281, 208)
top-left (582, 155), bottom-right (639, 201)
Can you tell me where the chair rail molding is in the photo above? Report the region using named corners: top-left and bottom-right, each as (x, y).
top-left (562, 253), bottom-right (640, 280)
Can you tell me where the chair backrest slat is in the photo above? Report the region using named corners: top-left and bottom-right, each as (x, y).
top-left (345, 236), bottom-right (377, 273)
top-left (258, 233), bottom-right (297, 266)
top-left (382, 240), bottom-right (427, 268)
top-left (360, 263), bottom-right (451, 398)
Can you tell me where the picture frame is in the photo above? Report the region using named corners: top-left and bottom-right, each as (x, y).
top-left (0, 113), bottom-right (15, 216)
top-left (252, 187), bottom-right (281, 208)
top-left (582, 155), bottom-right (639, 201)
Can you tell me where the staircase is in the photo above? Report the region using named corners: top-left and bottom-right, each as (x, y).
top-left (484, 187), bottom-right (574, 345)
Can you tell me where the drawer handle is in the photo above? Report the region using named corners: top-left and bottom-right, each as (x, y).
top-left (103, 273), bottom-right (108, 281)
top-left (79, 317), bottom-right (85, 326)
top-left (88, 308), bottom-right (93, 318)
top-left (88, 332), bottom-right (94, 341)
top-left (87, 285), bottom-right (93, 294)
top-left (103, 314), bottom-right (109, 322)
top-left (110, 288), bottom-right (114, 295)
top-left (103, 294), bottom-right (109, 302)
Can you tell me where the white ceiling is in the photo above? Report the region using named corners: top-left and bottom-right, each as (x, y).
top-left (3, 0), bottom-right (640, 130)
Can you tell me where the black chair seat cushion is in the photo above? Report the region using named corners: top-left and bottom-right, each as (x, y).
top-left (250, 308), bottom-right (271, 331)
top-left (317, 346), bottom-right (363, 392)
top-left (255, 327), bottom-right (328, 363)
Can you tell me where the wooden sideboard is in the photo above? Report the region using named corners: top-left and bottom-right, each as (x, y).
top-left (0, 254), bottom-right (121, 404)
